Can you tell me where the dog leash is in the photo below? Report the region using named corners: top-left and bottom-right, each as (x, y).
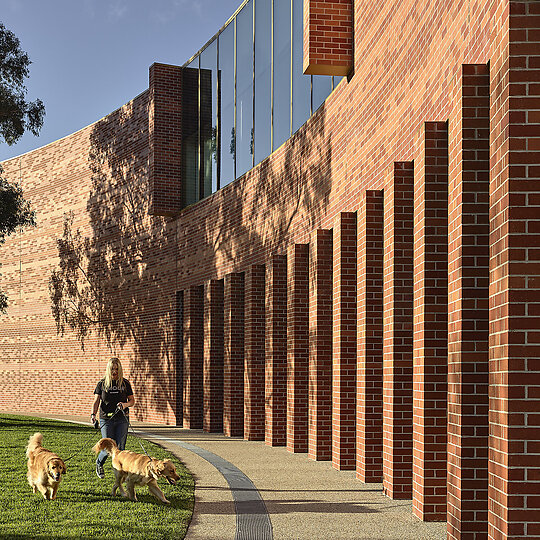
top-left (118, 406), bottom-right (153, 461)
top-left (63, 408), bottom-right (123, 462)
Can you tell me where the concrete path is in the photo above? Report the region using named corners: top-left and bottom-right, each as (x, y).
top-left (10, 412), bottom-right (446, 540)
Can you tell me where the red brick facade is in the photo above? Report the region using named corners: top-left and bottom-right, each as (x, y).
top-left (1, 0), bottom-right (538, 537)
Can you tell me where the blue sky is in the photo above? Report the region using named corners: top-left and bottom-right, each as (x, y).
top-left (0, 0), bottom-right (241, 161)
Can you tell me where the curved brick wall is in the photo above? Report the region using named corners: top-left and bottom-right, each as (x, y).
top-left (1, 1), bottom-right (538, 537)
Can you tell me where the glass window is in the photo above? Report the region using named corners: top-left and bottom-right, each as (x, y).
top-left (200, 41), bottom-right (218, 196)
top-left (235, 0), bottom-right (254, 178)
top-left (291, 0), bottom-right (310, 134)
top-left (254, 0), bottom-right (271, 166)
top-left (272, 0), bottom-right (291, 151)
top-left (312, 74), bottom-right (332, 113)
top-left (182, 57), bottom-right (199, 207)
top-left (219, 23), bottom-right (235, 187)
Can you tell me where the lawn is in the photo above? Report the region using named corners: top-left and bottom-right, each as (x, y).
top-left (0, 414), bottom-right (194, 539)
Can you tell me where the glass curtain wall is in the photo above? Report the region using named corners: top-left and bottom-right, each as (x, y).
top-left (254, 0), bottom-right (271, 166)
top-left (200, 40), bottom-right (218, 195)
top-left (291, 0), bottom-right (310, 134)
top-left (272, 0), bottom-right (291, 151)
top-left (182, 56), bottom-right (199, 206)
top-left (183, 0), bottom-right (337, 201)
top-left (220, 23), bottom-right (236, 187)
top-left (236, 1), bottom-right (254, 177)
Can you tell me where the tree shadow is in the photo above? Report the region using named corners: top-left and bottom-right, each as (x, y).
top-left (50, 78), bottom-right (333, 425)
top-left (193, 106), bottom-right (332, 273)
top-left (80, 91), bottom-right (179, 421)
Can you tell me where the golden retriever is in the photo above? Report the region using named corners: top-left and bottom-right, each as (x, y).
top-left (26, 432), bottom-right (67, 500)
top-left (92, 437), bottom-right (180, 504)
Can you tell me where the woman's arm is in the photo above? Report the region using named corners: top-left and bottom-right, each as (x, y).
top-left (119, 395), bottom-right (135, 410)
top-left (92, 394), bottom-right (101, 417)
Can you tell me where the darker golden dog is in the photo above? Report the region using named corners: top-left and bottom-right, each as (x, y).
top-left (92, 437), bottom-right (180, 504)
top-left (26, 432), bottom-right (67, 500)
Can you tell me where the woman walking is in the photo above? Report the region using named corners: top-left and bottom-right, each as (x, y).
top-left (91, 357), bottom-right (135, 479)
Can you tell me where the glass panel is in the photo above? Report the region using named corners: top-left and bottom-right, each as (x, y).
top-left (312, 74), bottom-right (332, 113)
top-left (235, 0), bottom-right (254, 178)
top-left (200, 40), bottom-right (218, 196)
top-left (254, 0), bottom-right (271, 166)
top-left (272, 0), bottom-right (291, 151)
top-left (182, 57), bottom-right (199, 206)
top-left (291, 0), bottom-right (310, 135)
top-left (219, 23), bottom-right (235, 187)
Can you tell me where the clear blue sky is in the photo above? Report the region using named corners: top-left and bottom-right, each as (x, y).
top-left (0, 0), bottom-right (242, 161)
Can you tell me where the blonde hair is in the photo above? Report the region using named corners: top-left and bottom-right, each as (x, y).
top-left (103, 357), bottom-right (124, 390)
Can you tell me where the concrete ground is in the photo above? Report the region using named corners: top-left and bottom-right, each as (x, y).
top-left (7, 412), bottom-right (446, 540)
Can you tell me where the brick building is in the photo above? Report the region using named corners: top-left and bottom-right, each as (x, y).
top-left (1, 0), bottom-right (539, 537)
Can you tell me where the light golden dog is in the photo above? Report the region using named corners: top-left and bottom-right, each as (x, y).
top-left (92, 437), bottom-right (180, 504)
top-left (26, 432), bottom-right (67, 500)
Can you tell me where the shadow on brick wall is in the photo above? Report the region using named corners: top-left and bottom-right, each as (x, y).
top-left (191, 106), bottom-right (332, 276)
top-left (50, 95), bottom-right (333, 423)
top-left (50, 93), bottom-right (180, 420)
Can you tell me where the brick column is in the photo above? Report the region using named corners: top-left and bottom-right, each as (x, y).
top-left (183, 285), bottom-right (204, 429)
top-left (382, 163), bottom-right (414, 499)
top-left (357, 190), bottom-right (384, 483)
top-left (412, 122), bottom-right (448, 521)
top-left (266, 255), bottom-right (287, 446)
top-left (224, 272), bottom-right (245, 437)
top-left (148, 63), bottom-right (183, 216)
top-left (203, 279), bottom-right (224, 433)
top-left (309, 229), bottom-right (333, 461)
top-left (332, 212), bottom-right (357, 470)
top-left (244, 265), bottom-right (266, 441)
top-left (447, 64), bottom-right (490, 539)
top-left (287, 244), bottom-right (309, 453)
top-left (488, 3), bottom-right (540, 537)
top-left (175, 291), bottom-right (184, 426)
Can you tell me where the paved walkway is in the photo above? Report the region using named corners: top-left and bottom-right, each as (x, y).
top-left (12, 412), bottom-right (446, 540)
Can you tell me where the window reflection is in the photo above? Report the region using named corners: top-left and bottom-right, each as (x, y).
top-left (254, 0), bottom-right (271, 165)
top-left (291, 0), bottom-right (310, 134)
top-left (312, 75), bottom-right (332, 113)
top-left (200, 41), bottom-right (218, 195)
top-left (182, 0), bottom-right (336, 203)
top-left (236, 0), bottom-right (254, 178)
top-left (219, 23), bottom-right (235, 187)
top-left (182, 58), bottom-right (199, 207)
top-left (272, 0), bottom-right (291, 151)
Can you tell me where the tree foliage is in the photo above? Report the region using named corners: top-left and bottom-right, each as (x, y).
top-left (0, 21), bottom-right (45, 145)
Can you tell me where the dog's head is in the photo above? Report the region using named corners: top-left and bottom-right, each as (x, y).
top-left (47, 458), bottom-right (67, 482)
top-left (150, 459), bottom-right (180, 485)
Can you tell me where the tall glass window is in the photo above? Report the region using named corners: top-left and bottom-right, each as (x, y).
top-left (272, 0), bottom-right (291, 151)
top-left (254, 0), bottom-right (271, 165)
top-left (219, 23), bottom-right (236, 187)
top-left (312, 75), bottom-right (332, 113)
top-left (182, 0), bottom-right (337, 201)
top-left (291, 0), bottom-right (310, 134)
top-left (236, 0), bottom-right (254, 178)
top-left (200, 41), bottom-right (218, 195)
top-left (183, 57), bottom-right (199, 206)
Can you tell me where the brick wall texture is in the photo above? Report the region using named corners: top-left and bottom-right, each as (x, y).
top-left (1, 0), bottom-right (538, 537)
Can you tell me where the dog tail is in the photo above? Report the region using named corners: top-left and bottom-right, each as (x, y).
top-left (26, 432), bottom-right (43, 457)
top-left (92, 437), bottom-right (119, 457)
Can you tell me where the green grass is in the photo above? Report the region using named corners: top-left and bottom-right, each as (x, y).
top-left (0, 414), bottom-right (194, 539)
